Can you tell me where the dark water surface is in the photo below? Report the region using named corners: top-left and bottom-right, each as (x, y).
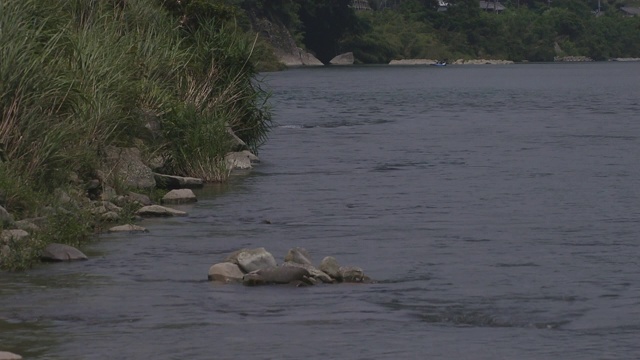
top-left (2, 63), bottom-right (640, 359)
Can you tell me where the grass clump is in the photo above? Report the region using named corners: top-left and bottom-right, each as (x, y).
top-left (0, 0), bottom-right (272, 270)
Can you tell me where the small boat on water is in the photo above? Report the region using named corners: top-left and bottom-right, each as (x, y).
top-left (431, 60), bottom-right (447, 67)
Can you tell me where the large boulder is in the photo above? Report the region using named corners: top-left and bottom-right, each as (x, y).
top-left (162, 189), bottom-right (197, 204)
top-left (40, 243), bottom-right (87, 262)
top-left (228, 248), bottom-right (277, 273)
top-left (284, 247), bottom-right (313, 266)
top-left (208, 262), bottom-right (245, 283)
top-left (153, 173), bottom-right (203, 190)
top-left (242, 266), bottom-right (311, 286)
top-left (102, 146), bottom-right (155, 189)
top-left (136, 205), bottom-right (187, 217)
top-left (330, 52), bottom-right (355, 65)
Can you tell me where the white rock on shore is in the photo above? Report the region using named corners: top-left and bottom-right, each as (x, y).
top-left (330, 52), bottom-right (355, 65)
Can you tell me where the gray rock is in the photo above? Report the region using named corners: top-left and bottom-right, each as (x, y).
top-left (41, 243), bottom-right (88, 262)
top-left (330, 52), bottom-right (355, 65)
top-left (319, 256), bottom-right (342, 280)
top-left (101, 211), bottom-right (120, 222)
top-left (225, 151), bottom-right (253, 170)
top-left (54, 188), bottom-right (73, 204)
top-left (91, 205), bottom-right (108, 215)
top-left (281, 261), bottom-right (333, 283)
top-left (339, 266), bottom-right (366, 283)
top-left (208, 262), bottom-right (245, 283)
top-left (127, 192), bottom-right (152, 206)
top-left (162, 189), bottom-right (197, 204)
top-left (14, 220), bottom-right (39, 232)
top-left (99, 186), bottom-right (117, 201)
top-left (0, 351), bottom-right (22, 360)
top-left (108, 224), bottom-right (148, 233)
top-left (101, 201), bottom-right (122, 212)
top-left (0, 205), bottom-right (14, 227)
top-left (232, 248), bottom-right (277, 273)
top-left (102, 146), bottom-right (156, 189)
top-left (284, 247), bottom-right (313, 266)
top-left (223, 248), bottom-right (248, 264)
top-left (153, 173), bottom-right (203, 190)
top-left (242, 266), bottom-right (311, 286)
top-left (136, 205), bottom-right (187, 217)
top-left (1, 229), bottom-right (29, 244)
top-left (240, 150), bottom-right (260, 164)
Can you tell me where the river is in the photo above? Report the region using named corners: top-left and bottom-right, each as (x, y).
top-left (1, 62), bottom-right (640, 359)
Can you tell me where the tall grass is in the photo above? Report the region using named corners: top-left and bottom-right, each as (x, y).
top-left (0, 0), bottom-right (272, 269)
top-left (0, 0), bottom-right (271, 195)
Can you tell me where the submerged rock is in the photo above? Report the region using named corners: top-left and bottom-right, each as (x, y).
top-left (281, 261), bottom-right (333, 283)
top-left (242, 266), bottom-right (311, 286)
top-left (41, 243), bottom-right (87, 262)
top-left (208, 262), bottom-right (245, 283)
top-left (339, 266), bottom-right (371, 283)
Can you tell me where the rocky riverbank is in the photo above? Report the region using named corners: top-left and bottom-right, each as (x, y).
top-left (0, 129), bottom-right (260, 270)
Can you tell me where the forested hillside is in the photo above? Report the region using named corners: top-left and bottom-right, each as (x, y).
top-left (238, 0), bottom-right (640, 63)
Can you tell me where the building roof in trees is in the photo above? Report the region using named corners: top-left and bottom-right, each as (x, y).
top-left (479, 1), bottom-right (506, 12)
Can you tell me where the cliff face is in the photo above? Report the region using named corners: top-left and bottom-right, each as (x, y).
top-left (249, 14), bottom-right (323, 67)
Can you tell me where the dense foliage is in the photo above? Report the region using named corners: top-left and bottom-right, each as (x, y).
top-left (0, 0), bottom-right (271, 269)
top-left (241, 0), bottom-right (640, 63)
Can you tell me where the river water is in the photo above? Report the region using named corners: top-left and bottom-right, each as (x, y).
top-left (1, 62), bottom-right (640, 359)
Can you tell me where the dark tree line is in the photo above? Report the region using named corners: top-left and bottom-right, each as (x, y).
top-left (207, 0), bottom-right (640, 63)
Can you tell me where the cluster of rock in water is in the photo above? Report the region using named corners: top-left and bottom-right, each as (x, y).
top-left (208, 247), bottom-right (372, 286)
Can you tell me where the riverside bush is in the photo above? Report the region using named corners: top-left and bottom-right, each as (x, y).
top-left (0, 0), bottom-right (271, 270)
